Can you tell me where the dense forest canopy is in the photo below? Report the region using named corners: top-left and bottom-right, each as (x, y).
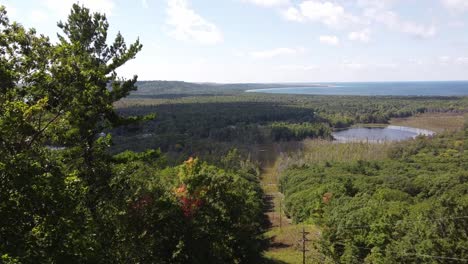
top-left (280, 130), bottom-right (468, 263)
top-left (113, 94), bottom-right (467, 164)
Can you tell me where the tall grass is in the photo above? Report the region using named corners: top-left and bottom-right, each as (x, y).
top-left (390, 113), bottom-right (466, 133)
top-left (278, 139), bottom-right (393, 172)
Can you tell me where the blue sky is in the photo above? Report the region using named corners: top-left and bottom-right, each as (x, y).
top-left (2, 0), bottom-right (468, 83)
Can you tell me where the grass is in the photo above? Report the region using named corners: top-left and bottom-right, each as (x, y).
top-left (263, 225), bottom-right (324, 264)
top-left (390, 112), bottom-right (466, 133)
top-left (277, 113), bottom-right (467, 169)
top-left (278, 140), bottom-right (394, 171)
top-left (257, 143), bottom-right (314, 264)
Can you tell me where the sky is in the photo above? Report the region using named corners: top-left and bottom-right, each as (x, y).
top-left (2, 0), bottom-right (468, 83)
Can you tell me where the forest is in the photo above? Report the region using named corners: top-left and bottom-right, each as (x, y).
top-left (1, 3), bottom-right (467, 264)
top-left (113, 94), bottom-right (466, 165)
top-left (0, 5), bottom-right (266, 263)
top-left (280, 130), bottom-right (467, 263)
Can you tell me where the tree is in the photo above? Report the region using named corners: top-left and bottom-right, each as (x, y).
top-left (0, 4), bottom-right (144, 262)
top-left (173, 158), bottom-right (266, 263)
top-left (1, 5), bottom-right (267, 263)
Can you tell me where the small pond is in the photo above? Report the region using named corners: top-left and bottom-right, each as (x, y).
top-left (332, 125), bottom-right (435, 143)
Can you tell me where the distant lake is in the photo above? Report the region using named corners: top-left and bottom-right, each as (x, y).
top-left (333, 125), bottom-right (435, 143)
top-left (245, 81), bottom-right (468, 96)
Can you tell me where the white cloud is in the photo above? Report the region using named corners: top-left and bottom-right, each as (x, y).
top-left (30, 10), bottom-right (48, 23)
top-left (409, 58), bottom-right (424, 65)
top-left (375, 63), bottom-right (398, 69)
top-left (342, 61), bottom-right (365, 70)
top-left (249, 47), bottom-right (305, 59)
top-left (400, 22), bottom-right (436, 38)
top-left (456, 57), bottom-right (468, 64)
top-left (442, 0), bottom-right (468, 12)
top-left (435, 56), bottom-right (468, 66)
top-left (348, 28), bottom-right (371, 42)
top-left (233, 50), bottom-right (246, 57)
top-left (44, 0), bottom-right (115, 18)
top-left (282, 7), bottom-right (305, 22)
top-left (448, 20), bottom-right (465, 27)
top-left (455, 57), bottom-right (468, 64)
top-left (319, 35), bottom-right (339, 45)
top-left (340, 61), bottom-right (398, 70)
top-left (439, 56), bottom-right (450, 62)
top-left (142, 0), bottom-right (149, 8)
top-left (364, 9), bottom-right (397, 27)
top-left (280, 0), bottom-right (433, 39)
top-left (438, 56), bottom-right (451, 64)
top-left (279, 64), bottom-right (318, 70)
top-left (364, 9), bottom-right (436, 38)
top-left (242, 0), bottom-right (290, 7)
top-left (287, 1), bottom-right (359, 28)
top-left (357, 0), bottom-right (396, 9)
top-left (166, 0), bottom-right (223, 45)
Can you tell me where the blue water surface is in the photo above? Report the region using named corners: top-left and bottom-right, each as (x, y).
top-left (246, 81), bottom-right (468, 96)
top-left (332, 126), bottom-right (435, 143)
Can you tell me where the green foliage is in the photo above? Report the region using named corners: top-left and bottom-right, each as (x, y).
top-left (1, 3), bottom-right (467, 263)
top-left (0, 5), bottom-right (267, 263)
top-left (171, 158), bottom-right (266, 263)
top-left (112, 94), bottom-right (467, 159)
top-left (0, 6), bottom-right (99, 262)
top-left (280, 131), bottom-right (468, 263)
top-left (270, 122), bottom-right (331, 141)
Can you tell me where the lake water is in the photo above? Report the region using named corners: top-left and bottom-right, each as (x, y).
top-left (332, 125), bottom-right (435, 143)
top-left (246, 81), bottom-right (468, 96)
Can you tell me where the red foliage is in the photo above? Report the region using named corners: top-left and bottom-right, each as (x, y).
top-left (175, 184), bottom-right (187, 194)
top-left (180, 196), bottom-right (203, 217)
top-left (323, 192), bottom-right (333, 204)
top-left (174, 184), bottom-right (203, 218)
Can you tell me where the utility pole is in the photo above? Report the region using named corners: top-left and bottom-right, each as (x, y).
top-left (300, 227), bottom-right (310, 264)
top-left (279, 199), bottom-right (282, 229)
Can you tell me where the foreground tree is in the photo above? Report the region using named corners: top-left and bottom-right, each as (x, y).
top-left (1, 4), bottom-right (266, 263)
top-left (0, 4), bottom-right (144, 262)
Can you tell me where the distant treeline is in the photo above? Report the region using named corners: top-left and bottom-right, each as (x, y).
top-left (131, 80), bottom-right (320, 97)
